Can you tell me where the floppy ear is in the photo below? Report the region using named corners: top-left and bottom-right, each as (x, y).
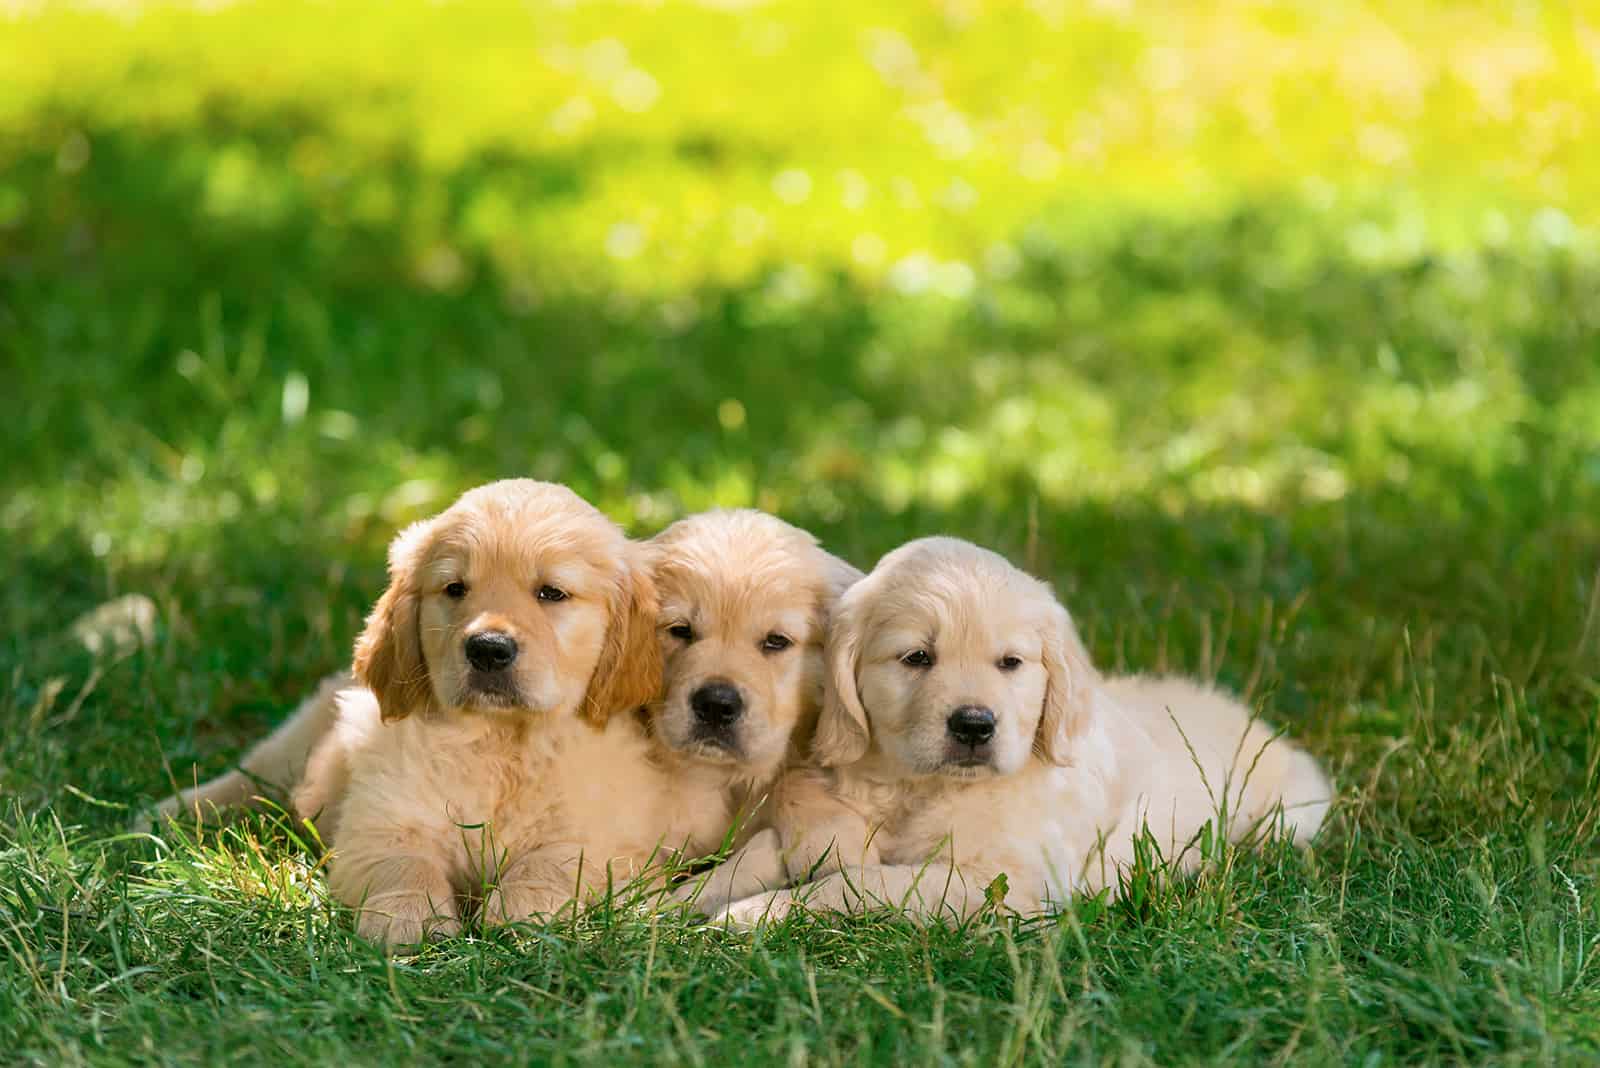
top-left (580, 546), bottom-right (663, 725)
top-left (817, 548), bottom-right (864, 608)
top-left (352, 518), bottom-right (440, 723)
top-left (1035, 598), bottom-right (1103, 765)
top-left (811, 579), bottom-right (872, 767)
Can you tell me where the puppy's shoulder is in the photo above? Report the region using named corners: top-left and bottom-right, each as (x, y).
top-left (318, 685), bottom-right (410, 777)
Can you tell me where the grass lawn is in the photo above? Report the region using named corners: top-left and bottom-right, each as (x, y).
top-left (3, 1), bottom-right (1599, 1062)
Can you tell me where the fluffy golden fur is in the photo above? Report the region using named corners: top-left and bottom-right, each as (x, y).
top-left (646, 509), bottom-right (861, 906)
top-left (158, 480), bottom-right (664, 945)
top-left (290, 479), bottom-right (679, 946)
top-left (713, 537), bottom-right (1332, 926)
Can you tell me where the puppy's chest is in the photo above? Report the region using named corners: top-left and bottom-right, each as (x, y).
top-left (427, 741), bottom-right (560, 845)
top-left (877, 786), bottom-right (990, 863)
top-left (420, 724), bottom-right (645, 855)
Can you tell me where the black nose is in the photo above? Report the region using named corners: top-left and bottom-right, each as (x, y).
top-left (947, 705), bottom-right (995, 747)
top-left (690, 682), bottom-right (744, 727)
top-left (465, 631), bottom-right (518, 672)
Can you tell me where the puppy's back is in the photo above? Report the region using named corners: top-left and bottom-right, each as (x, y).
top-left (1100, 674), bottom-right (1331, 844)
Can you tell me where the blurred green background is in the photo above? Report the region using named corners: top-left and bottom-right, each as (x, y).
top-left (3, 1), bottom-right (1599, 1062)
top-left (6, 0), bottom-right (1598, 791)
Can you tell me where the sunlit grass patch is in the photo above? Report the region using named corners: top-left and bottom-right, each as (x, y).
top-left (131, 816), bottom-right (330, 928)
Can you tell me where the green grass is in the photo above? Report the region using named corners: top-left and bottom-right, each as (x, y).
top-left (3, 0), bottom-right (1599, 1062)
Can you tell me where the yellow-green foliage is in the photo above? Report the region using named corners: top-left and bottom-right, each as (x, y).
top-left (5, 0), bottom-right (1599, 295)
top-left (4, 1), bottom-right (1599, 552)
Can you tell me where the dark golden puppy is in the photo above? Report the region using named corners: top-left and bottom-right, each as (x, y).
top-left (648, 509), bottom-right (861, 794)
top-left (161, 480), bottom-right (667, 948)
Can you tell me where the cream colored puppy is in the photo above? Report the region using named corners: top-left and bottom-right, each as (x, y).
top-left (717, 537), bottom-right (1331, 926)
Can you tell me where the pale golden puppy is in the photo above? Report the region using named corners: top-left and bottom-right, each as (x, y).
top-left (716, 537), bottom-right (1331, 926)
top-left (644, 510), bottom-right (861, 906)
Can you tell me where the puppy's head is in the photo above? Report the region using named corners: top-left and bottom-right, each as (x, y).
top-left (352, 479), bottom-right (661, 725)
top-left (814, 537), bottom-right (1099, 779)
top-left (647, 510), bottom-right (860, 780)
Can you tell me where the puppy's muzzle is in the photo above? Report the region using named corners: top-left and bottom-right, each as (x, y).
top-left (465, 631), bottom-right (518, 673)
top-left (690, 681), bottom-right (744, 728)
top-left (946, 705), bottom-right (995, 748)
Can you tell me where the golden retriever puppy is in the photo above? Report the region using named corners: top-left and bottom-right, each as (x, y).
top-left (205, 479), bottom-right (668, 947)
top-left (716, 537), bottom-right (1331, 926)
top-left (644, 510), bottom-right (861, 907)
top-left (314, 479), bottom-right (680, 945)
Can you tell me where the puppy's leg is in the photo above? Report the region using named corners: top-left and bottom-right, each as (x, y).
top-left (673, 828), bottom-right (788, 915)
top-left (291, 687), bottom-right (382, 843)
top-left (333, 852), bottom-right (461, 949)
top-left (481, 850), bottom-right (590, 927)
top-left (153, 769), bottom-right (258, 827)
top-left (1074, 811), bottom-right (1150, 896)
top-left (233, 672), bottom-right (357, 792)
top-left (716, 862), bottom-right (1012, 928)
top-left (771, 771), bottom-right (878, 881)
top-left (153, 672), bottom-right (354, 826)
top-left (1209, 732), bottom-right (1332, 852)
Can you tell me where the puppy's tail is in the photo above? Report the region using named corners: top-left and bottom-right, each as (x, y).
top-left (1275, 746), bottom-right (1333, 845)
top-left (152, 671), bottom-right (355, 827)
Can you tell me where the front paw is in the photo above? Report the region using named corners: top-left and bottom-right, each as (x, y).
top-left (669, 866), bottom-right (752, 917)
top-left (672, 828), bottom-right (789, 916)
top-left (356, 892), bottom-right (462, 950)
top-left (714, 890), bottom-right (797, 930)
top-left (482, 882), bottom-right (572, 927)
top-left (671, 876), bottom-right (746, 917)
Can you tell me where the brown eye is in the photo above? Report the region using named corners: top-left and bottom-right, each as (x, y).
top-left (761, 633), bottom-right (792, 653)
top-left (668, 623), bottom-right (694, 641)
top-left (444, 581), bottom-right (468, 600)
top-left (998, 655), bottom-right (1023, 672)
top-left (900, 649), bottom-right (934, 668)
top-left (537, 585), bottom-right (568, 603)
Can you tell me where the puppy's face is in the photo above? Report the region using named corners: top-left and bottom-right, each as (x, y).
top-left (415, 523), bottom-right (614, 716)
top-left (855, 581), bottom-right (1049, 778)
top-left (353, 479), bottom-right (661, 725)
top-left (814, 537), bottom-right (1099, 780)
top-left (648, 511), bottom-right (860, 777)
